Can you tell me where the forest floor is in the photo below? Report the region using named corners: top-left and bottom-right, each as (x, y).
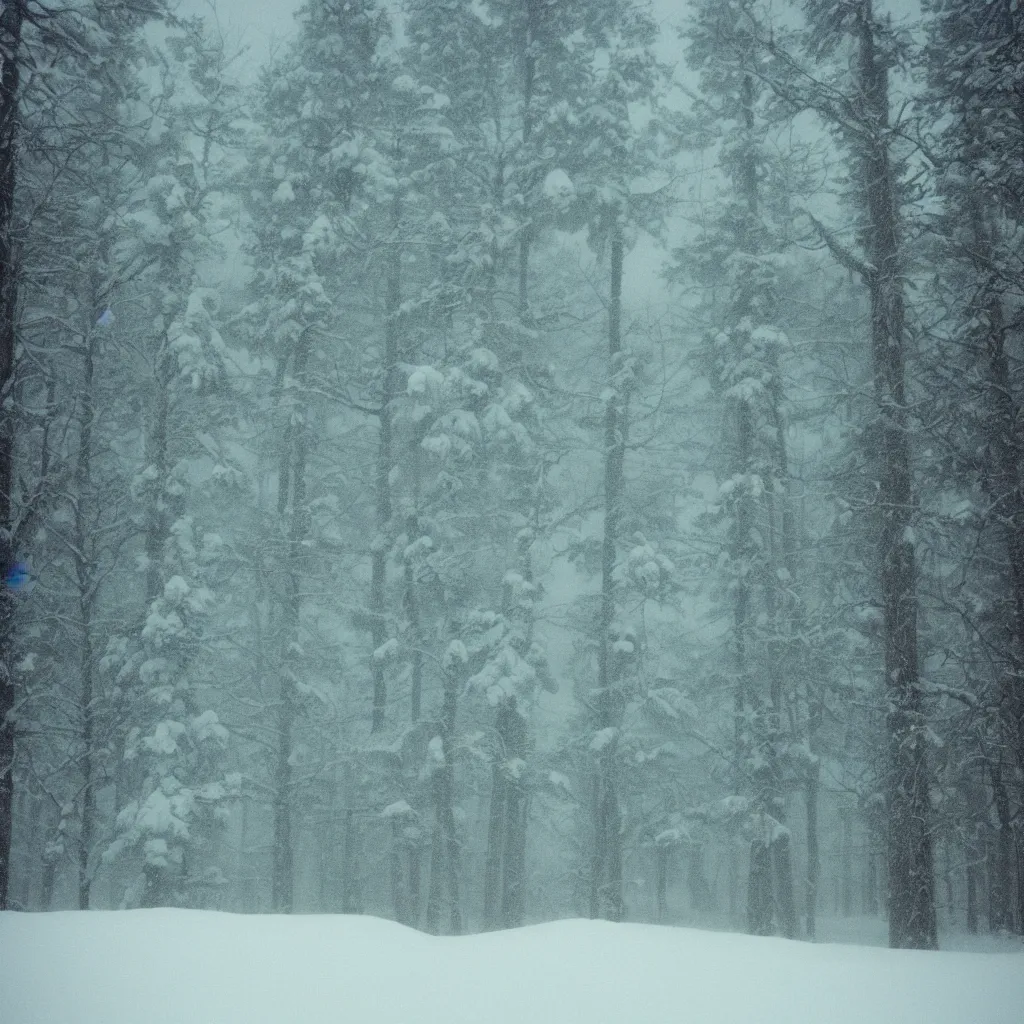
top-left (1, 909), bottom-right (1021, 1023)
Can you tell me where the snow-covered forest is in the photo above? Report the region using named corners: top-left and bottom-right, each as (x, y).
top-left (0, 0), bottom-right (1023, 964)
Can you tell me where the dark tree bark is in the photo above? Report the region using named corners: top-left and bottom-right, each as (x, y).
top-left (988, 755), bottom-right (1015, 932)
top-left (484, 694), bottom-right (528, 929)
top-left (75, 321), bottom-right (98, 910)
top-left (852, 2), bottom-right (936, 950)
top-left (590, 222), bottom-right (626, 922)
top-left (965, 823), bottom-right (981, 934)
top-left (0, 0), bottom-right (24, 913)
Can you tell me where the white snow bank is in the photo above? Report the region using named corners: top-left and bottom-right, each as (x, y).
top-left (0, 911), bottom-right (1021, 1024)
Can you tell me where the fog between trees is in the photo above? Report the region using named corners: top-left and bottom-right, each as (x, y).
top-left (0, 0), bottom-right (1022, 953)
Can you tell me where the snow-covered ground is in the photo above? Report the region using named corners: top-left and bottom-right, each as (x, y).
top-left (1, 911), bottom-right (1021, 1024)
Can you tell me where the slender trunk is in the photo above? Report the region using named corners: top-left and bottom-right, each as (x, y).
top-left (341, 807), bottom-right (361, 914)
top-left (370, 198), bottom-right (402, 732)
top-left (1015, 830), bottom-right (1024, 935)
top-left (766, 349), bottom-right (798, 939)
top-left (408, 842), bottom-right (422, 927)
top-left (403, 512), bottom-right (424, 724)
top-left (272, 331), bottom-right (311, 912)
top-left (855, 2), bottom-right (935, 950)
top-left (76, 325), bottom-right (98, 910)
top-left (655, 844), bottom-right (668, 922)
top-left (965, 824), bottom-right (980, 934)
top-left (841, 809), bottom-right (854, 917)
top-left (688, 845), bottom-right (713, 914)
top-left (425, 822), bottom-right (442, 934)
top-left (144, 368), bottom-right (170, 603)
top-left (773, 831), bottom-right (797, 938)
top-left (499, 697), bottom-right (528, 928)
top-left (989, 756), bottom-right (1014, 932)
top-left (592, 223), bottom-right (626, 922)
top-left (483, 749), bottom-right (506, 930)
top-left (0, 0), bottom-right (24, 912)
top-left (427, 661), bottom-right (462, 934)
top-left (39, 809), bottom-right (58, 911)
top-left (747, 827), bottom-right (772, 935)
top-left (390, 817), bottom-right (407, 925)
top-left (805, 732), bottom-right (821, 938)
top-left (516, 0), bottom-right (537, 321)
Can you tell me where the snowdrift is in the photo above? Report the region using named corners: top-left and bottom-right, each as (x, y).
top-left (1, 911), bottom-right (1021, 1024)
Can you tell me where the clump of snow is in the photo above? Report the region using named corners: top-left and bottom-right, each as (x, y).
top-left (543, 168), bottom-right (576, 206)
top-left (380, 800), bottom-right (414, 819)
top-left (407, 365), bottom-right (444, 395)
top-left (443, 640), bottom-right (468, 671)
top-left (373, 637), bottom-right (400, 663)
top-left (272, 180), bottom-right (295, 204)
top-left (0, 911), bottom-right (1020, 1024)
top-left (590, 726), bottom-right (619, 752)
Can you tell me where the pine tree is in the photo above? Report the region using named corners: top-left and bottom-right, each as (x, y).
top-left (758, 0), bottom-right (938, 948)
top-left (922, 0), bottom-right (1024, 933)
top-left (678, 0), bottom-right (805, 939)
top-left (100, 18), bottom-right (241, 908)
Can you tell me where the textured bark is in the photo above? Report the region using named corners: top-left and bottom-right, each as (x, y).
top-left (0, 0), bottom-right (24, 912)
top-left (988, 757), bottom-right (1014, 932)
top-left (853, 1), bottom-right (936, 950)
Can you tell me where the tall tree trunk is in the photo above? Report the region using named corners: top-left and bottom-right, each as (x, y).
top-left (805, 758), bottom-right (820, 938)
top-left (390, 816), bottom-right (408, 925)
top-left (591, 222), bottom-right (626, 922)
top-left (965, 822), bottom-right (981, 934)
top-left (483, 747), bottom-right (507, 930)
top-left (516, 0), bottom-right (538, 323)
top-left (370, 197), bottom-right (401, 733)
top-left (854, 1), bottom-right (936, 950)
top-left (341, 807), bottom-right (361, 914)
top-left (0, 0), bottom-right (24, 913)
top-left (271, 330), bottom-right (311, 912)
top-left (427, 657), bottom-right (462, 934)
top-left (75, 326), bottom-right (98, 911)
top-left (403, 509), bottom-right (425, 724)
top-left (988, 754), bottom-right (1014, 932)
top-left (500, 701), bottom-right (528, 929)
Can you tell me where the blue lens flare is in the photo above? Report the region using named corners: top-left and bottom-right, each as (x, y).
top-left (4, 561), bottom-right (30, 591)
